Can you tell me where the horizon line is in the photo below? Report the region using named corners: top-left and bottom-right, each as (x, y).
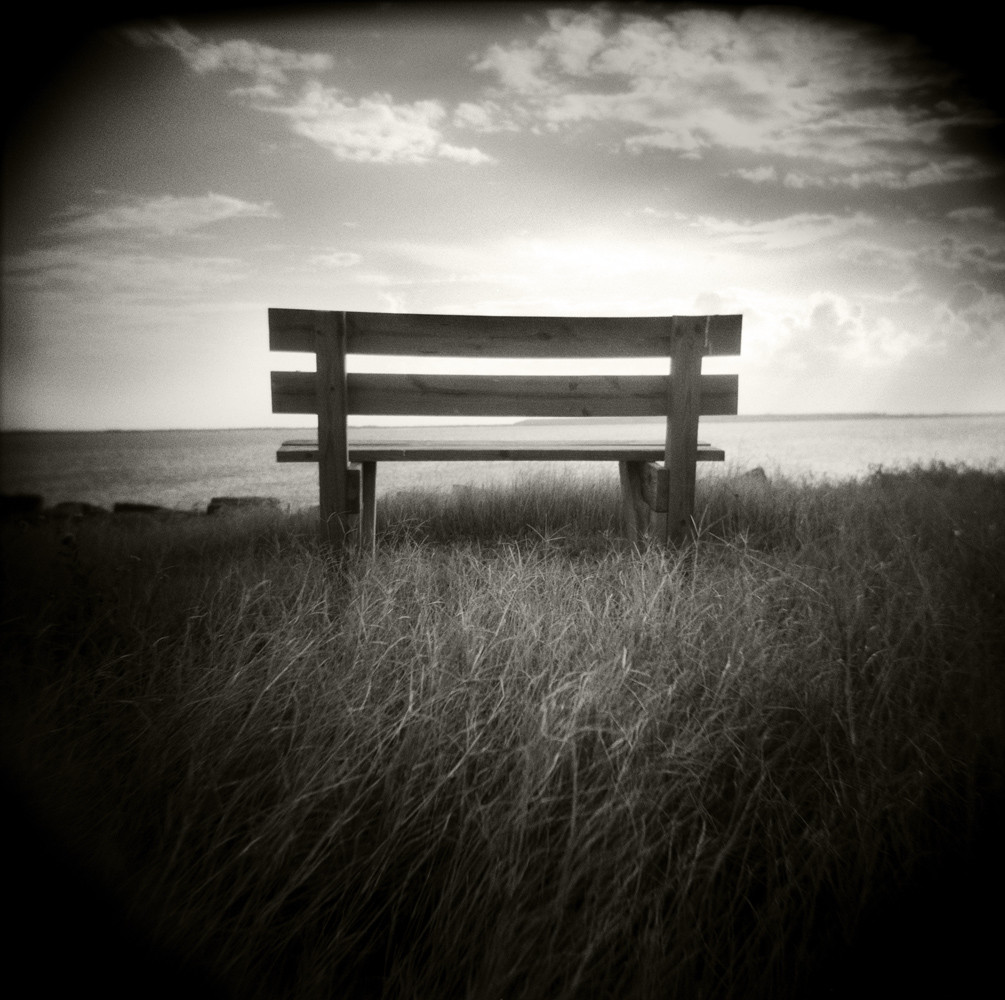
top-left (2, 411), bottom-right (1005, 433)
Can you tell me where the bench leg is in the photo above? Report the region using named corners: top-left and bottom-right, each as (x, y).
top-left (321, 464), bottom-right (361, 548)
top-left (619, 461), bottom-right (675, 545)
top-left (359, 461), bottom-right (377, 555)
top-left (619, 461), bottom-right (651, 544)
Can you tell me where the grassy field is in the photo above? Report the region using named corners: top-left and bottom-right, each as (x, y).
top-left (3, 463), bottom-right (1004, 999)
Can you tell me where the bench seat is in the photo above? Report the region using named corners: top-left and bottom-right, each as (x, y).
top-left (278, 433), bottom-right (726, 464)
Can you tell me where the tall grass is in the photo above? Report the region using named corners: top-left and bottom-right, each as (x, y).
top-left (3, 463), bottom-right (1003, 999)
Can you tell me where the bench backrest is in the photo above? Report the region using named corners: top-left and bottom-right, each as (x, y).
top-left (269, 309), bottom-right (741, 539)
top-left (271, 310), bottom-right (741, 419)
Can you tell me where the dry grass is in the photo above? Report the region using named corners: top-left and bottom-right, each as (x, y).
top-left (3, 463), bottom-right (1003, 998)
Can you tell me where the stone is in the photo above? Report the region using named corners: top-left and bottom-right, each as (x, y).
top-left (113, 502), bottom-right (172, 514)
top-left (47, 501), bottom-right (109, 519)
top-left (206, 496), bottom-right (282, 516)
top-left (113, 502), bottom-right (201, 520)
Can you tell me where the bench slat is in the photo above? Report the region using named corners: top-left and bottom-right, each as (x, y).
top-left (277, 440), bottom-right (726, 462)
top-left (272, 372), bottom-right (739, 418)
top-left (269, 309), bottom-right (742, 358)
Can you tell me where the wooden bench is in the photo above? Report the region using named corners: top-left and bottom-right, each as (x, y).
top-left (269, 309), bottom-right (742, 549)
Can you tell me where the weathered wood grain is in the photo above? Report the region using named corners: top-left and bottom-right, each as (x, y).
top-left (663, 318), bottom-right (706, 544)
top-left (271, 371), bottom-right (738, 418)
top-left (359, 461), bottom-right (376, 555)
top-left (315, 313), bottom-right (353, 543)
top-left (269, 308), bottom-right (742, 357)
top-left (278, 440), bottom-right (726, 462)
top-left (618, 461), bottom-right (650, 543)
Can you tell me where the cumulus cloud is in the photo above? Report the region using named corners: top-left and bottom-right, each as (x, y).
top-left (783, 292), bottom-right (923, 367)
top-left (130, 22), bottom-right (494, 166)
top-left (475, 41), bottom-right (551, 94)
top-left (57, 192), bottom-right (279, 237)
top-left (280, 87), bottom-right (446, 163)
top-left (274, 85), bottom-right (494, 164)
top-left (452, 100), bottom-right (519, 132)
top-left (467, 6), bottom-right (994, 188)
top-left (937, 282), bottom-right (1005, 347)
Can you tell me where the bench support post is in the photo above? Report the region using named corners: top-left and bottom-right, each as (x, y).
top-left (619, 462), bottom-right (662, 543)
top-left (619, 461), bottom-right (671, 543)
top-left (316, 311), bottom-right (355, 546)
top-left (664, 318), bottom-right (706, 545)
top-left (619, 461), bottom-right (650, 543)
top-left (359, 461), bottom-right (377, 555)
top-left (620, 318), bottom-right (707, 547)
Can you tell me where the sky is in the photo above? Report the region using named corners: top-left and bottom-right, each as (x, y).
top-left (3, 2), bottom-right (1004, 430)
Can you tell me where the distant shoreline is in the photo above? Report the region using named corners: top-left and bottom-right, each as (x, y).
top-left (2, 412), bottom-right (1004, 434)
top-left (517, 412), bottom-right (1005, 425)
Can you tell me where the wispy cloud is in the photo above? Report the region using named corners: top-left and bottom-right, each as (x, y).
top-left (917, 234), bottom-right (1005, 274)
top-left (126, 23), bottom-right (333, 97)
top-left (4, 245), bottom-right (251, 301)
top-left (57, 192), bottom-right (279, 237)
top-left (309, 250), bottom-right (362, 268)
top-left (946, 206), bottom-right (1002, 225)
top-left (685, 211), bottom-right (876, 250)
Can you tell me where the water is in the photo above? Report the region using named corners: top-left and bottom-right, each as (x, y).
top-left (699, 414), bottom-right (1005, 481)
top-left (1, 415), bottom-right (1003, 512)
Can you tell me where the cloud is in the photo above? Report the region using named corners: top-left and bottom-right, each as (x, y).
top-left (686, 212), bottom-right (876, 250)
top-left (946, 205), bottom-right (1003, 226)
top-left (781, 292), bottom-right (924, 367)
top-left (4, 245), bottom-right (251, 302)
top-left (917, 235), bottom-right (1005, 273)
top-left (57, 192), bottom-right (279, 237)
top-left (437, 143), bottom-right (495, 165)
top-left (130, 23), bottom-right (494, 166)
top-left (281, 87), bottom-right (443, 163)
top-left (474, 40), bottom-right (551, 94)
top-left (310, 251), bottom-right (362, 268)
top-left (468, 6), bottom-right (996, 188)
top-left (734, 165), bottom-right (778, 183)
top-left (271, 85), bottom-right (494, 164)
top-left (781, 155), bottom-right (996, 190)
top-left (452, 100), bottom-right (519, 132)
top-left (126, 22), bottom-right (333, 96)
top-left (936, 282), bottom-right (1005, 347)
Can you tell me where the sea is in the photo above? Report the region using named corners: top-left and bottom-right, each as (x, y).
top-left (2, 414), bottom-right (1003, 513)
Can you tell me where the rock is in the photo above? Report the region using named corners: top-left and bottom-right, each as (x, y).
top-left (113, 502), bottom-right (201, 521)
top-left (732, 467), bottom-right (770, 501)
top-left (113, 502), bottom-right (172, 515)
top-left (46, 501), bottom-right (109, 519)
top-left (206, 496), bottom-right (282, 516)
